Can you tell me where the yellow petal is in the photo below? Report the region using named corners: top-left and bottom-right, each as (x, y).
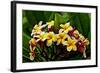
top-left (72, 45), bottom-right (77, 51)
top-left (84, 39), bottom-right (89, 45)
top-left (64, 30), bottom-right (69, 33)
top-left (29, 53), bottom-right (34, 61)
top-left (30, 45), bottom-right (33, 52)
top-left (32, 47), bottom-right (36, 51)
top-left (34, 24), bottom-right (38, 29)
top-left (62, 41), bottom-right (67, 45)
top-left (47, 39), bottom-right (52, 46)
top-left (72, 40), bottom-right (76, 45)
top-left (61, 39), bottom-right (65, 44)
top-left (52, 36), bottom-right (56, 42)
top-left (67, 46), bottom-right (73, 52)
top-left (74, 30), bottom-right (79, 34)
top-left (64, 26), bottom-right (72, 33)
top-left (68, 26), bottom-right (72, 30)
top-left (79, 34), bottom-right (85, 40)
top-left (60, 24), bottom-right (64, 28)
top-left (31, 38), bottom-right (36, 45)
top-left (57, 39), bottom-right (61, 45)
top-left (41, 38), bottom-right (46, 41)
top-left (38, 21), bottom-right (43, 26)
top-left (63, 34), bottom-right (67, 39)
top-left (30, 55), bottom-right (34, 61)
top-left (64, 24), bottom-right (69, 29)
top-left (47, 20), bottom-right (54, 27)
top-left (67, 38), bottom-right (72, 43)
top-left (50, 21), bottom-right (54, 26)
top-left (40, 32), bottom-right (47, 41)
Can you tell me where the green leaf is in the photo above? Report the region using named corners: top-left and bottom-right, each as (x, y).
top-left (23, 47), bottom-right (30, 52)
top-left (23, 55), bottom-right (30, 63)
top-left (54, 13), bottom-right (67, 33)
top-left (23, 10), bottom-right (37, 35)
top-left (36, 44), bottom-right (42, 52)
top-left (48, 12), bottom-right (55, 21)
top-left (35, 47), bottom-right (41, 54)
top-left (23, 32), bottom-right (31, 49)
top-left (23, 47), bottom-right (30, 62)
top-left (40, 56), bottom-right (46, 61)
top-left (88, 31), bottom-right (91, 41)
top-left (36, 54), bottom-right (46, 61)
top-left (44, 12), bottom-right (53, 21)
top-left (78, 13), bottom-right (90, 37)
top-left (23, 16), bottom-right (28, 25)
top-left (23, 54), bottom-right (30, 60)
top-left (23, 47), bottom-right (29, 57)
top-left (62, 12), bottom-right (71, 22)
top-left (24, 10), bottom-right (37, 24)
top-left (70, 13), bottom-right (83, 34)
top-left (52, 55), bottom-right (56, 60)
top-left (32, 11), bottom-right (46, 23)
top-left (69, 53), bottom-right (83, 60)
top-left (70, 13), bottom-right (90, 37)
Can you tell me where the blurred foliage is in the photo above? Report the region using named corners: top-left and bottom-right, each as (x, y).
top-left (22, 10), bottom-right (91, 63)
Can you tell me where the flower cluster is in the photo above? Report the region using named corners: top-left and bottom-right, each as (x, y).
top-left (29, 20), bottom-right (89, 61)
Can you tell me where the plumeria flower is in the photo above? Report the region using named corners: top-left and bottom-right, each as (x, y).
top-left (34, 32), bottom-right (47, 42)
top-left (56, 33), bottom-right (67, 45)
top-left (76, 38), bottom-right (89, 58)
top-left (46, 20), bottom-right (54, 28)
top-left (31, 21), bottom-right (47, 36)
top-left (60, 22), bottom-right (72, 33)
top-left (63, 38), bottom-right (77, 52)
top-left (29, 20), bottom-right (90, 60)
top-left (68, 28), bottom-right (80, 39)
top-left (29, 38), bottom-right (37, 51)
top-left (29, 38), bottom-right (37, 60)
top-left (46, 32), bottom-right (56, 46)
top-left (31, 24), bottom-right (41, 35)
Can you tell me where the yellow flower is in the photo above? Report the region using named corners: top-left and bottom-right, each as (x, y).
top-left (84, 38), bottom-right (89, 46)
top-left (46, 32), bottom-right (56, 46)
top-left (73, 30), bottom-right (79, 38)
top-left (56, 33), bottom-right (67, 45)
top-left (60, 22), bottom-right (72, 33)
top-left (63, 38), bottom-right (77, 52)
top-left (78, 34), bottom-right (89, 46)
top-left (46, 20), bottom-right (54, 28)
top-left (29, 38), bottom-right (37, 60)
top-left (31, 21), bottom-right (47, 35)
top-left (34, 32), bottom-right (47, 42)
top-left (32, 24), bottom-right (41, 35)
top-left (29, 38), bottom-right (37, 52)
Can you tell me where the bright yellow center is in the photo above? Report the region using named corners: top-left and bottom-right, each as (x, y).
top-left (60, 23), bottom-right (72, 33)
top-left (56, 33), bottom-right (67, 45)
top-left (63, 38), bottom-right (77, 52)
top-left (46, 32), bottom-right (56, 46)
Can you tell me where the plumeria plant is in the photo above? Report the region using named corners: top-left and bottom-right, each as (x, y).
top-left (29, 20), bottom-right (89, 61)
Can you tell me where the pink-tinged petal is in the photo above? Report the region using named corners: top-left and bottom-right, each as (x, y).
top-left (83, 48), bottom-right (86, 58)
top-left (76, 40), bottom-right (85, 53)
